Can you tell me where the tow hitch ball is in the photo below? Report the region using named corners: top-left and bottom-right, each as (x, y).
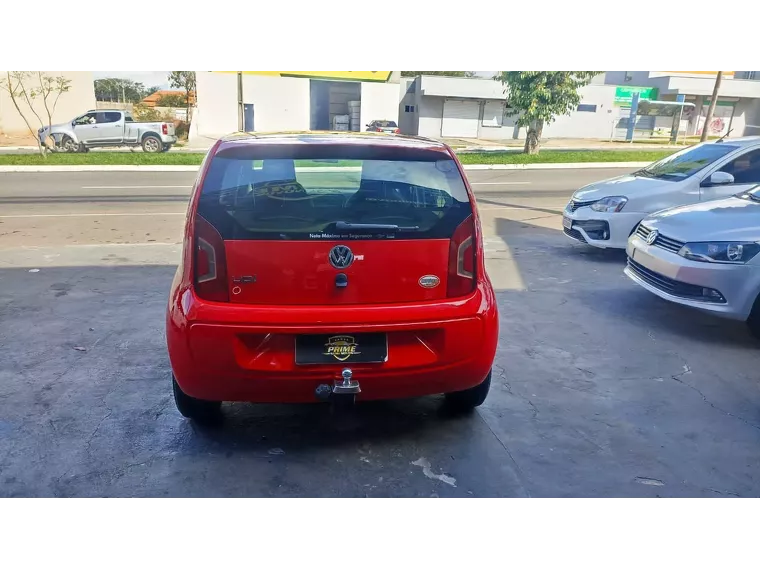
top-left (315, 368), bottom-right (361, 403)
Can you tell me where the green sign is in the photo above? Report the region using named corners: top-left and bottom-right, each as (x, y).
top-left (614, 86), bottom-right (658, 105)
top-left (702, 99), bottom-right (735, 107)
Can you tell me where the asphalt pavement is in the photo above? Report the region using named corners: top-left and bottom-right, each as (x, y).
top-left (1, 168), bottom-right (759, 497)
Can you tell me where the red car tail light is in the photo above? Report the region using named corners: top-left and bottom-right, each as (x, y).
top-left (162, 123), bottom-right (168, 135)
top-left (193, 214), bottom-right (229, 302)
top-left (376, 127), bottom-right (383, 132)
top-left (394, 128), bottom-right (400, 134)
top-left (447, 215), bottom-right (476, 298)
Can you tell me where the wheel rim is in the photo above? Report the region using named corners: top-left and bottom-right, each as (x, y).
top-left (62, 138), bottom-right (77, 152)
top-left (144, 138), bottom-right (159, 152)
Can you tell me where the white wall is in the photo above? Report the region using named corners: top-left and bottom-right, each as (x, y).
top-left (193, 71), bottom-right (238, 139)
top-left (193, 72), bottom-right (312, 139)
top-left (420, 76), bottom-right (505, 99)
top-left (417, 97), bottom-right (443, 137)
top-left (243, 75), bottom-right (310, 132)
top-left (482, 84), bottom-right (619, 140)
top-left (542, 84), bottom-right (618, 139)
top-left (398, 78), bottom-right (417, 134)
top-left (360, 82), bottom-right (400, 129)
top-left (0, 71), bottom-right (96, 140)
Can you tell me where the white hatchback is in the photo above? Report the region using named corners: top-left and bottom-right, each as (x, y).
top-left (563, 137), bottom-right (760, 249)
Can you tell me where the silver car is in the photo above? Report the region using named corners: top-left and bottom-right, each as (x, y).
top-left (624, 187), bottom-right (760, 337)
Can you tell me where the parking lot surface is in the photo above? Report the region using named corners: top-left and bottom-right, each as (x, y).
top-left (1, 169), bottom-right (759, 497)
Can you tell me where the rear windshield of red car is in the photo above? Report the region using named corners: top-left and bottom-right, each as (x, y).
top-left (197, 144), bottom-right (472, 240)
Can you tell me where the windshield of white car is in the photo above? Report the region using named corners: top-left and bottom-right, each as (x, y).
top-left (635, 144), bottom-right (738, 181)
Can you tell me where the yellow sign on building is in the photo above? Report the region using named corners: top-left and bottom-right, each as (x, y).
top-left (212, 71), bottom-right (393, 82)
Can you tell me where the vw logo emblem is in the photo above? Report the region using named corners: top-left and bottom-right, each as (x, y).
top-left (329, 245), bottom-right (354, 269)
top-left (646, 230), bottom-right (658, 245)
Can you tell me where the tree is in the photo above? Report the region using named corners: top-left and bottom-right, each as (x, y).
top-left (168, 71), bottom-right (196, 122)
top-left (94, 78), bottom-right (148, 103)
top-left (700, 71), bottom-right (723, 142)
top-left (0, 71), bottom-right (71, 157)
top-left (401, 69), bottom-right (475, 77)
top-left (156, 93), bottom-right (187, 108)
top-left (497, 71), bottom-right (600, 154)
top-left (131, 103), bottom-right (162, 122)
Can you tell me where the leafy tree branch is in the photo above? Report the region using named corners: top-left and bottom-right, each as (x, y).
top-left (497, 71), bottom-right (600, 154)
top-left (0, 71), bottom-right (71, 157)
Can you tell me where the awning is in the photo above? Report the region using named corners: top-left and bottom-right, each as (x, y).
top-left (637, 100), bottom-right (696, 117)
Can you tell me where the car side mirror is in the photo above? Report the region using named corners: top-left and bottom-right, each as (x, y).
top-left (702, 171), bottom-right (734, 187)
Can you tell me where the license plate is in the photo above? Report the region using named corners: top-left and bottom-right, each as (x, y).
top-left (295, 333), bottom-right (388, 365)
top-left (562, 216), bottom-right (573, 230)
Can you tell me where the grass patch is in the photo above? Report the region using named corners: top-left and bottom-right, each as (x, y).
top-left (0, 149), bottom-right (677, 167)
top-left (456, 149), bottom-right (676, 165)
top-left (0, 153), bottom-right (365, 167)
top-left (0, 152), bottom-right (206, 166)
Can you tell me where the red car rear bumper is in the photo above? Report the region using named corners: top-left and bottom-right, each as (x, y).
top-left (167, 283), bottom-right (498, 403)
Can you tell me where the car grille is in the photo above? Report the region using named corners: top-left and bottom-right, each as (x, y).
top-left (568, 199), bottom-right (596, 212)
top-left (563, 227), bottom-right (587, 243)
top-left (626, 258), bottom-right (726, 303)
top-left (635, 224), bottom-right (685, 254)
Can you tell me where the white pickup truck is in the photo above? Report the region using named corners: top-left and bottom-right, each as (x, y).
top-left (39, 109), bottom-right (177, 153)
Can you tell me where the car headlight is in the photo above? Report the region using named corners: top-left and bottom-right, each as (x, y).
top-left (590, 196), bottom-right (628, 213)
top-left (678, 242), bottom-right (760, 264)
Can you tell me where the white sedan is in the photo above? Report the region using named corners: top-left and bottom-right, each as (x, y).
top-left (563, 137), bottom-right (760, 249)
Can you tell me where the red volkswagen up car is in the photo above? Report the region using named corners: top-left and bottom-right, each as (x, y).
top-left (166, 132), bottom-right (498, 423)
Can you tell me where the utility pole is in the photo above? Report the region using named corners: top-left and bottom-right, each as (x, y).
top-left (237, 72), bottom-right (244, 131)
top-left (700, 71), bottom-right (723, 142)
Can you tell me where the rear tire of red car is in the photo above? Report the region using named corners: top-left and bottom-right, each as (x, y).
top-left (172, 376), bottom-right (223, 424)
top-left (444, 371), bottom-right (491, 412)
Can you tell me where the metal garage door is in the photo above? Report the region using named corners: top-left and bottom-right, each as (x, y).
top-left (442, 99), bottom-right (480, 138)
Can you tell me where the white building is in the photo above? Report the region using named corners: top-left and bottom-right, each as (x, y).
top-left (399, 72), bottom-right (760, 141)
top-left (190, 71), bottom-right (760, 143)
top-left (190, 71), bottom-right (402, 143)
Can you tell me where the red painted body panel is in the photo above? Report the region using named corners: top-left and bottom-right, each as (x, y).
top-left (224, 239), bottom-right (449, 305)
top-left (165, 134), bottom-right (499, 404)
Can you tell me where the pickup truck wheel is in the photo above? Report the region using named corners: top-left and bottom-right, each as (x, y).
top-left (142, 135), bottom-right (162, 153)
top-left (60, 136), bottom-right (78, 153)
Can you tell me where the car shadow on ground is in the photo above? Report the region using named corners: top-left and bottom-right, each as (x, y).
top-left (3, 237), bottom-right (759, 497)
top-left (1, 264), bottom-right (523, 497)
top-left (184, 397), bottom-right (475, 453)
top-left (484, 217), bottom-right (760, 497)
top-left (491, 216), bottom-right (756, 348)
top-left (564, 243), bottom-right (629, 264)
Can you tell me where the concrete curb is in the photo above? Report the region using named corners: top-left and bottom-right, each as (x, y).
top-left (463, 162), bottom-right (649, 170)
top-left (456, 146), bottom-right (676, 153)
top-left (0, 162), bottom-right (649, 173)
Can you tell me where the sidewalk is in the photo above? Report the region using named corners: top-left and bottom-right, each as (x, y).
top-left (440, 137), bottom-right (682, 152)
top-left (0, 135), bottom-right (688, 155)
